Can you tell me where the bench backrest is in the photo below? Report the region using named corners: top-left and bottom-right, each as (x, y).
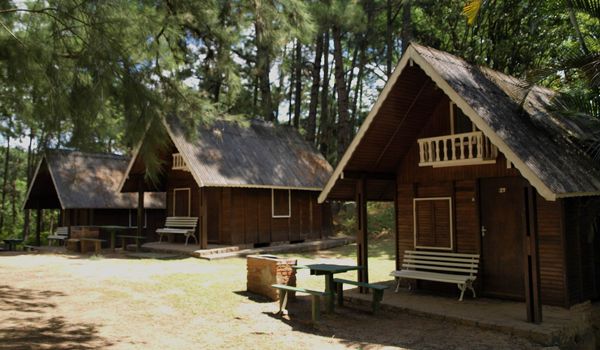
top-left (55, 227), bottom-right (69, 237)
top-left (401, 250), bottom-right (479, 277)
top-left (164, 216), bottom-right (198, 229)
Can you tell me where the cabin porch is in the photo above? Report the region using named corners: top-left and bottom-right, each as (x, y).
top-left (343, 282), bottom-right (597, 347)
top-left (134, 237), bottom-right (355, 260)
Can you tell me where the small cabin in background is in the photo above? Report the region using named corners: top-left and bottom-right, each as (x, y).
top-left (119, 118), bottom-right (333, 248)
top-left (23, 151), bottom-right (166, 243)
top-left (319, 43), bottom-right (600, 323)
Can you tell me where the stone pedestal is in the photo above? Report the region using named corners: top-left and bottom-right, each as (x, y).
top-left (247, 255), bottom-right (297, 301)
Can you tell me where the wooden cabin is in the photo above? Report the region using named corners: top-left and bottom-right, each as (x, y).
top-left (23, 150), bottom-right (166, 243)
top-left (319, 43), bottom-right (600, 323)
top-left (119, 118), bottom-right (333, 248)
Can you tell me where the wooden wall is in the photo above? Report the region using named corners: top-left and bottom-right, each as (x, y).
top-left (393, 95), bottom-right (571, 306)
top-left (165, 169), bottom-right (333, 246)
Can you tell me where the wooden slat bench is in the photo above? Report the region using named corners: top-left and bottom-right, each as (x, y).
top-left (117, 235), bottom-right (146, 251)
top-left (390, 250), bottom-right (480, 301)
top-left (333, 278), bottom-right (389, 313)
top-left (156, 217), bottom-right (199, 246)
top-left (80, 238), bottom-right (106, 255)
top-left (271, 284), bottom-right (326, 324)
top-left (48, 227), bottom-right (69, 246)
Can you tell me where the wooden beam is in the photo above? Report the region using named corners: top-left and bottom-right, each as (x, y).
top-left (394, 181), bottom-right (400, 271)
top-left (137, 181), bottom-right (144, 238)
top-left (200, 188), bottom-right (208, 249)
top-left (36, 208), bottom-right (42, 247)
top-left (356, 177), bottom-right (369, 293)
top-left (343, 171), bottom-right (396, 181)
top-left (523, 186), bottom-right (542, 323)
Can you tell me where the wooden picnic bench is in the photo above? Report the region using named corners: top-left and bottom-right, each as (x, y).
top-left (80, 238), bottom-right (106, 255)
top-left (271, 284), bottom-right (326, 324)
top-left (156, 216), bottom-right (199, 245)
top-left (333, 278), bottom-right (389, 313)
top-left (390, 250), bottom-right (480, 301)
top-left (48, 227), bottom-right (69, 246)
top-left (117, 235), bottom-right (146, 251)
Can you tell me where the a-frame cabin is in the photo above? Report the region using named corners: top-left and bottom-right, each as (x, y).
top-left (23, 150), bottom-right (166, 244)
top-left (319, 43), bottom-right (600, 323)
top-left (119, 118), bottom-right (333, 249)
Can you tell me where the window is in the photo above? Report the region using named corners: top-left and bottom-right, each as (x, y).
top-left (450, 102), bottom-right (474, 134)
top-left (413, 197), bottom-right (453, 250)
top-left (173, 188), bottom-right (191, 216)
top-left (129, 209), bottom-right (148, 228)
top-left (272, 189), bottom-right (291, 218)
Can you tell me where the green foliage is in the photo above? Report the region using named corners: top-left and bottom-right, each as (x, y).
top-left (334, 202), bottom-right (395, 239)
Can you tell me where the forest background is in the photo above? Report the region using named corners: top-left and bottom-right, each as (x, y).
top-left (0, 0), bottom-right (597, 240)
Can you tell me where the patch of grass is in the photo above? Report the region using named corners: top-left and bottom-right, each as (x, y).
top-left (333, 202), bottom-right (395, 239)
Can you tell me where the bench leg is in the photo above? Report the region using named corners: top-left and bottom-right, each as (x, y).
top-left (372, 290), bottom-right (383, 314)
top-left (467, 280), bottom-right (476, 298)
top-left (278, 289), bottom-right (289, 314)
top-left (336, 282), bottom-right (344, 307)
top-left (395, 278), bottom-right (401, 293)
top-left (311, 294), bottom-right (320, 323)
top-left (158, 233), bottom-right (164, 243)
top-left (457, 283), bottom-right (466, 301)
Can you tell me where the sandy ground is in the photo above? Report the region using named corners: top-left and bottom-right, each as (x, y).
top-left (0, 251), bottom-right (543, 350)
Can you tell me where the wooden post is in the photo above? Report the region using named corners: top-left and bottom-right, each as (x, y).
top-left (137, 182), bottom-right (144, 239)
top-left (523, 186), bottom-right (542, 323)
top-left (356, 177), bottom-right (369, 293)
top-left (200, 188), bottom-right (208, 249)
top-left (394, 180), bottom-right (400, 271)
top-left (36, 208), bottom-right (42, 246)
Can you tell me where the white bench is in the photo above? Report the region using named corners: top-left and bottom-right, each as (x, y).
top-left (156, 217), bottom-right (198, 246)
top-left (390, 250), bottom-right (479, 301)
top-left (48, 227), bottom-right (69, 246)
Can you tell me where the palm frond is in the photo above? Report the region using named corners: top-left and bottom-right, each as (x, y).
top-left (462, 0), bottom-right (482, 25)
top-left (566, 0), bottom-right (600, 20)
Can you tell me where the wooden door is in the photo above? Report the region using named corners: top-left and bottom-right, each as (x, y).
top-left (480, 177), bottom-right (525, 299)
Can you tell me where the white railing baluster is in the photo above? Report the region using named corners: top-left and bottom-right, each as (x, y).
top-left (417, 131), bottom-right (497, 167)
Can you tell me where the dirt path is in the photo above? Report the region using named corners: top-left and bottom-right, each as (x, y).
top-left (0, 252), bottom-right (541, 349)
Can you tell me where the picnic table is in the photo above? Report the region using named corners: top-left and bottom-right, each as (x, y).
top-left (98, 226), bottom-right (130, 252)
top-left (293, 263), bottom-right (362, 313)
top-left (3, 238), bottom-right (23, 251)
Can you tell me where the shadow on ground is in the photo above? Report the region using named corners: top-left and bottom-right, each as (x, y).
top-left (0, 285), bottom-right (112, 349)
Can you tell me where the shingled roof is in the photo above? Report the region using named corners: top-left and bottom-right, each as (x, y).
top-left (319, 43), bottom-right (600, 202)
top-left (120, 118), bottom-right (333, 192)
top-left (24, 150), bottom-right (166, 209)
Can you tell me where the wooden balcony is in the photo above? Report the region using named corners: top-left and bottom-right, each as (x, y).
top-left (172, 153), bottom-right (190, 171)
top-left (418, 131), bottom-right (498, 167)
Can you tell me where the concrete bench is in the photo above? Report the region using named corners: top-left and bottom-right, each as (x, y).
top-left (271, 284), bottom-right (326, 324)
top-left (117, 235), bottom-right (146, 251)
top-left (390, 250), bottom-right (480, 301)
top-left (48, 227), bottom-right (69, 246)
top-left (333, 278), bottom-right (389, 313)
top-left (156, 217), bottom-right (198, 245)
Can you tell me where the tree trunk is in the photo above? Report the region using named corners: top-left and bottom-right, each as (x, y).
top-left (401, 0), bottom-right (412, 53)
top-left (254, 5), bottom-right (275, 122)
top-left (0, 125), bottom-right (11, 233)
top-left (293, 40), bottom-right (302, 129)
top-left (23, 130), bottom-right (34, 240)
top-left (319, 30), bottom-right (330, 156)
top-left (386, 0), bottom-right (393, 77)
top-left (332, 24), bottom-right (351, 160)
top-left (307, 32), bottom-right (324, 144)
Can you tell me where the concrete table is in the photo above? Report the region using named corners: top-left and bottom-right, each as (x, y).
top-left (294, 263), bottom-right (362, 313)
top-left (3, 238), bottom-right (23, 251)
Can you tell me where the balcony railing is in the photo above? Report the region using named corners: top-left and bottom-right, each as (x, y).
top-left (172, 153), bottom-right (190, 171)
top-left (418, 131), bottom-right (498, 167)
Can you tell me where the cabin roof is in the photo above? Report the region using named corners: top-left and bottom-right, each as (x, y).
top-left (120, 118), bottom-right (333, 192)
top-left (23, 150), bottom-right (166, 210)
top-left (319, 43), bottom-right (600, 202)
